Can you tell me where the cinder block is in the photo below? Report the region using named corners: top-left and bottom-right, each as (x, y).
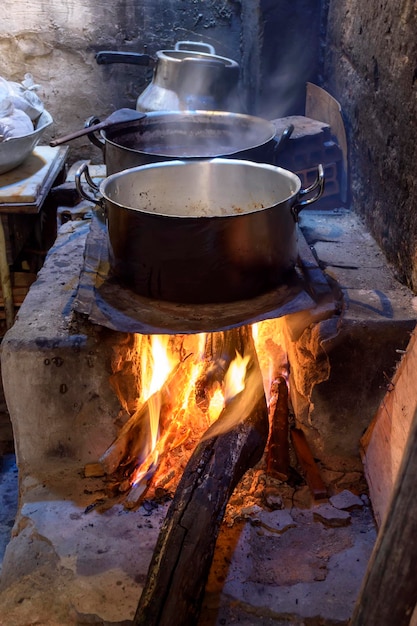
top-left (273, 116), bottom-right (344, 205)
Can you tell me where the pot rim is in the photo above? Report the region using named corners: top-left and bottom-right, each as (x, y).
top-left (102, 110), bottom-right (277, 158)
top-left (99, 157), bottom-right (302, 217)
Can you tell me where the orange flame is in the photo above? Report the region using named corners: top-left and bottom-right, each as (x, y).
top-left (143, 335), bottom-right (175, 400)
top-left (126, 320), bottom-right (288, 492)
top-left (208, 387), bottom-right (224, 423)
top-left (224, 351), bottom-right (250, 403)
top-left (130, 336), bottom-right (177, 486)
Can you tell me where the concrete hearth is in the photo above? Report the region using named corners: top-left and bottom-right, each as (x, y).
top-left (0, 210), bottom-right (415, 624)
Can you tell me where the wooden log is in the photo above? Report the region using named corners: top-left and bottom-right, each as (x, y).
top-left (133, 337), bottom-right (269, 626)
top-left (266, 376), bottom-right (290, 480)
top-left (290, 428), bottom-right (327, 499)
top-left (350, 404), bottom-right (417, 626)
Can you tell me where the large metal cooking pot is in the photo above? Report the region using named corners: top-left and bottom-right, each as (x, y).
top-left (96, 41), bottom-right (240, 113)
top-left (87, 110), bottom-right (286, 175)
top-left (76, 159), bottom-right (324, 304)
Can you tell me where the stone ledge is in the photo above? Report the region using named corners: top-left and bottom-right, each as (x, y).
top-left (299, 208), bottom-right (417, 325)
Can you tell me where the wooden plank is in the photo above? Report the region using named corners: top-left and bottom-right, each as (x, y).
top-left (360, 330), bottom-right (416, 527)
top-left (351, 404), bottom-right (417, 625)
top-left (0, 272), bottom-right (35, 308)
top-left (305, 82), bottom-right (348, 202)
top-left (0, 146), bottom-right (68, 212)
top-left (0, 218), bottom-right (14, 328)
top-left (11, 271), bottom-right (37, 287)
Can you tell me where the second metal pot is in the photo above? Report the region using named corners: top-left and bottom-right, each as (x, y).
top-left (87, 110), bottom-right (282, 175)
top-left (77, 159), bottom-right (324, 304)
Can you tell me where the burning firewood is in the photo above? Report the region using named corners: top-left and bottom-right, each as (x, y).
top-left (91, 327), bottom-right (262, 509)
top-left (195, 326), bottom-right (253, 410)
top-left (266, 375), bottom-right (290, 480)
top-left (133, 327), bottom-right (269, 626)
top-left (98, 356), bottom-right (195, 477)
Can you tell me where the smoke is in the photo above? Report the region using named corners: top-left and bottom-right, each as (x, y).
top-left (257, 39), bottom-right (319, 120)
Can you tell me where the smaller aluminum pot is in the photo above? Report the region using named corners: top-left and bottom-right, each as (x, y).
top-left (76, 159), bottom-right (324, 304)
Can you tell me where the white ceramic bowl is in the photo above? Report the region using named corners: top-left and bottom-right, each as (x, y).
top-left (0, 109), bottom-right (53, 175)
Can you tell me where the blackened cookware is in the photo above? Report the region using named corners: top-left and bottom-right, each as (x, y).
top-left (76, 158), bottom-right (324, 304)
top-left (86, 109), bottom-right (291, 175)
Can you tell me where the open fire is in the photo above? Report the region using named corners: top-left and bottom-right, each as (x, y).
top-left (78, 319), bottom-right (295, 624)
top-left (92, 319), bottom-right (288, 511)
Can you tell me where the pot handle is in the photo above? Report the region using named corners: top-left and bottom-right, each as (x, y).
top-left (273, 124), bottom-right (294, 159)
top-left (96, 51), bottom-right (154, 67)
top-left (75, 162), bottom-right (103, 205)
top-left (84, 115), bottom-right (106, 151)
top-left (174, 41), bottom-right (215, 55)
top-left (292, 164), bottom-right (325, 220)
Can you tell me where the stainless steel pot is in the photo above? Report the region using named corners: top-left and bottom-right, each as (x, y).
top-left (96, 41), bottom-right (240, 113)
top-left (87, 110), bottom-right (286, 175)
top-left (76, 159), bottom-right (324, 304)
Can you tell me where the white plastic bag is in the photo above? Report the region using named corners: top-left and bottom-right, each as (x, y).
top-left (0, 74), bottom-right (44, 122)
top-left (0, 98), bottom-right (34, 141)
